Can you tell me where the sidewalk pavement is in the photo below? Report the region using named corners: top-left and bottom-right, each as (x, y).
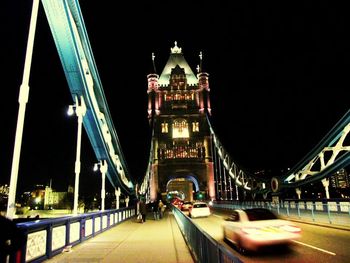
top-left (44, 210), bottom-right (194, 263)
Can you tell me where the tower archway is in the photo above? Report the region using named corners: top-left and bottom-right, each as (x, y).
top-left (166, 175), bottom-right (199, 201)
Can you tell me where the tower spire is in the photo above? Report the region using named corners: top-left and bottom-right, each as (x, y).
top-left (199, 51), bottom-right (203, 72)
top-left (152, 52), bottom-right (157, 73)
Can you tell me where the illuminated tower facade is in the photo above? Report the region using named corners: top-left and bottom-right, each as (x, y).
top-left (147, 42), bottom-right (215, 201)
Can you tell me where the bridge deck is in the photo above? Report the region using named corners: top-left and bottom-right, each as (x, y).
top-left (44, 209), bottom-right (194, 263)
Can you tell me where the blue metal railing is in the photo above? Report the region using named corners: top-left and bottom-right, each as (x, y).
top-left (171, 206), bottom-right (242, 263)
top-left (212, 200), bottom-right (350, 227)
top-left (9, 207), bottom-right (135, 263)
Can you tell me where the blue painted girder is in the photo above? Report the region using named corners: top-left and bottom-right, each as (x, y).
top-left (41, 0), bottom-right (134, 195)
top-left (281, 109), bottom-right (350, 187)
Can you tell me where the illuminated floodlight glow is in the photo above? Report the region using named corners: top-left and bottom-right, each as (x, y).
top-left (35, 197), bottom-right (41, 204)
top-left (67, 105), bottom-right (74, 116)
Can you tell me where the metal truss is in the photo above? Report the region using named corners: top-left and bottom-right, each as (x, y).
top-left (207, 110), bottom-right (350, 194)
top-left (41, 0), bottom-right (134, 195)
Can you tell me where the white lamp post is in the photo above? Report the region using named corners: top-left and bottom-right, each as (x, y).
top-left (68, 95), bottom-right (86, 215)
top-left (94, 160), bottom-right (108, 211)
top-left (6, 0), bottom-right (40, 220)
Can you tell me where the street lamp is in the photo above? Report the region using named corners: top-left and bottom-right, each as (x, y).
top-left (94, 160), bottom-right (108, 211)
top-left (68, 95), bottom-right (86, 215)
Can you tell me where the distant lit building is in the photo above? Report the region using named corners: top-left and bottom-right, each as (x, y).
top-left (0, 184), bottom-right (9, 195)
top-left (30, 185), bottom-right (45, 209)
top-left (330, 168), bottom-right (349, 189)
top-left (44, 186), bottom-right (67, 209)
top-left (0, 184), bottom-right (9, 211)
top-left (68, 185), bottom-right (74, 194)
top-left (25, 184), bottom-right (68, 209)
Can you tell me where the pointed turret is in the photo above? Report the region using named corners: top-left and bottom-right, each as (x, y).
top-left (197, 51), bottom-right (211, 115)
top-left (147, 53), bottom-right (160, 122)
top-left (158, 41), bottom-right (197, 87)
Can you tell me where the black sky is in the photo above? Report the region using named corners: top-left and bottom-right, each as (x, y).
top-left (1, 1), bottom-right (349, 195)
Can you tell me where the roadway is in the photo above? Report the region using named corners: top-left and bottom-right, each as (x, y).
top-left (192, 209), bottom-right (350, 263)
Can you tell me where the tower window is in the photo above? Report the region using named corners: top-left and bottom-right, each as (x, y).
top-left (172, 119), bottom-right (189, 138)
top-left (161, 122), bottom-right (168, 133)
top-left (192, 122), bottom-right (199, 132)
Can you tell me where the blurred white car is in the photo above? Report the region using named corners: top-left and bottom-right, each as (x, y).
top-left (223, 208), bottom-right (301, 253)
top-left (189, 202), bottom-right (211, 218)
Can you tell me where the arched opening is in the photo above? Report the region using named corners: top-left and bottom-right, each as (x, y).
top-left (166, 175), bottom-right (200, 202)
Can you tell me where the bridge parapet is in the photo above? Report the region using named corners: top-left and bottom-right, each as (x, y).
top-left (171, 205), bottom-right (242, 263)
top-left (11, 207), bottom-right (135, 263)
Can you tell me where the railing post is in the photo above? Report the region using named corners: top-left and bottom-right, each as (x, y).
top-left (66, 219), bottom-right (71, 247)
top-left (46, 223), bottom-right (53, 259)
top-left (17, 229), bottom-right (28, 263)
top-left (327, 202), bottom-right (332, 224)
top-left (311, 203), bottom-right (315, 222)
top-left (81, 217), bottom-right (86, 241)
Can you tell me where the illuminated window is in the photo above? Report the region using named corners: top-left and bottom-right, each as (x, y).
top-left (161, 122), bottom-right (168, 133)
top-left (172, 119), bottom-right (189, 138)
top-left (192, 122), bottom-right (199, 132)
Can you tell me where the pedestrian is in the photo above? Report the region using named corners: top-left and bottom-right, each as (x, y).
top-left (152, 200), bottom-right (159, 220)
top-left (139, 198), bottom-right (147, 223)
top-left (158, 200), bottom-right (165, 219)
top-left (0, 215), bottom-right (26, 262)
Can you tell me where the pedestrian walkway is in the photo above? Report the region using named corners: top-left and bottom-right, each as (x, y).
top-left (44, 210), bottom-right (194, 263)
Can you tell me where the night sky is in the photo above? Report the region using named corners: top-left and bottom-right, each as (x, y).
top-left (1, 1), bottom-right (349, 195)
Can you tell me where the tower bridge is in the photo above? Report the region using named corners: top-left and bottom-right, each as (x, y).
top-left (7, 0), bottom-right (347, 212)
top-left (140, 40), bottom-right (350, 203)
top-left (3, 1), bottom-right (350, 262)
top-left (145, 42), bottom-right (215, 202)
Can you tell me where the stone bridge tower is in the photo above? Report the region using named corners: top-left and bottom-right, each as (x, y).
top-left (147, 42), bottom-right (215, 201)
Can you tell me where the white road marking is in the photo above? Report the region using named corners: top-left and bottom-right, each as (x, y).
top-left (292, 240), bottom-right (336, 256)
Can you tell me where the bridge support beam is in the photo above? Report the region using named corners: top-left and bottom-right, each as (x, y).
top-left (6, 0), bottom-right (40, 219)
top-left (322, 178), bottom-right (330, 199)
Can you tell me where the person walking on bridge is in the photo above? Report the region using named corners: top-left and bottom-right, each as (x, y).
top-left (139, 198), bottom-right (147, 223)
top-left (158, 200), bottom-right (165, 219)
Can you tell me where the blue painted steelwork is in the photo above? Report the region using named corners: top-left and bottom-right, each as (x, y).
top-left (40, 0), bottom-right (134, 195)
top-left (172, 206), bottom-right (243, 263)
top-left (9, 207), bottom-right (135, 262)
top-left (207, 108), bottom-right (350, 194)
top-left (281, 109), bottom-right (350, 188)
